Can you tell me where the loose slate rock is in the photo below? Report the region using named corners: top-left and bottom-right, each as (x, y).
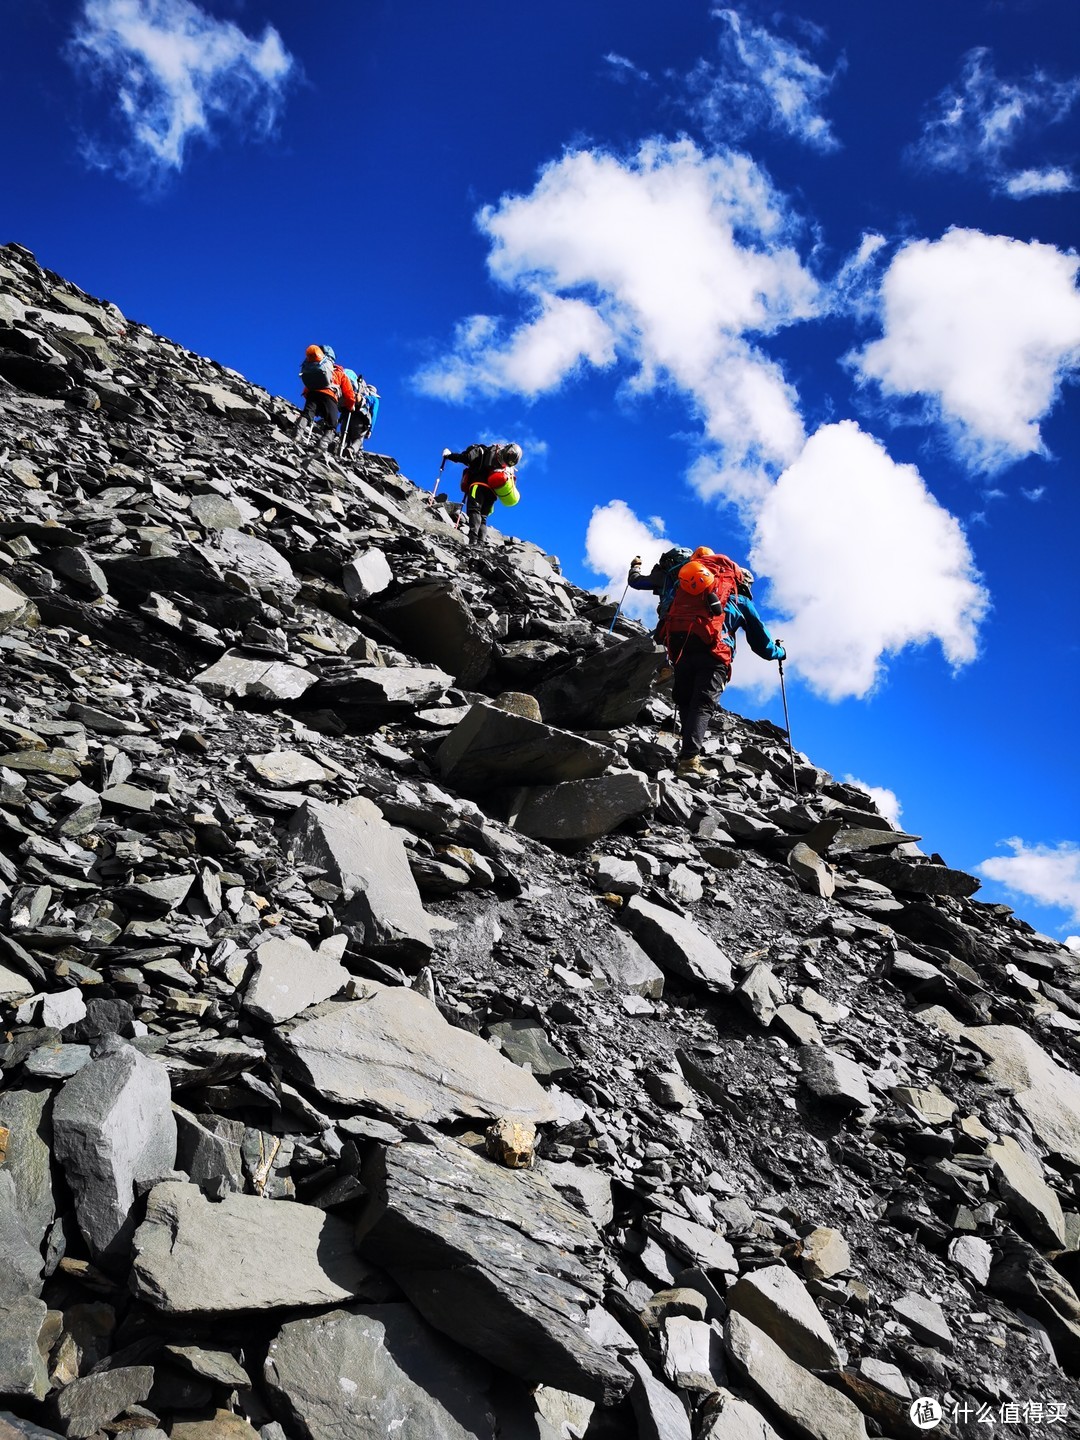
top-left (726, 1264), bottom-right (841, 1370)
top-left (796, 1046), bottom-right (872, 1111)
top-left (357, 1134), bottom-right (630, 1404)
top-left (193, 651), bottom-right (316, 702)
top-left (0, 1295), bottom-right (51, 1400)
top-left (437, 703), bottom-right (616, 789)
top-left (623, 896), bottom-right (733, 992)
top-left (264, 1304), bottom-right (496, 1440)
top-left (288, 797), bottom-right (432, 963)
top-left (725, 1312), bottom-right (868, 1440)
top-left (242, 934), bottom-right (349, 1025)
top-left (276, 983), bottom-right (559, 1124)
top-left (131, 1180), bottom-right (381, 1314)
top-left (51, 1366), bottom-right (154, 1440)
top-left (510, 772), bottom-right (657, 844)
top-left (52, 1039), bottom-right (176, 1264)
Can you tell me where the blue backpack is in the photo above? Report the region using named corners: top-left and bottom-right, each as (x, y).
top-left (656, 546), bottom-right (694, 622)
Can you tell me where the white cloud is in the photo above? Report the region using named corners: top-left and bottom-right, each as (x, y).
top-left (852, 229), bottom-right (1080, 472)
top-left (751, 421), bottom-right (989, 699)
top-left (415, 139), bottom-right (820, 488)
top-left (68, 0), bottom-right (293, 176)
top-left (604, 53), bottom-right (650, 85)
top-left (1005, 167), bottom-right (1076, 199)
top-left (976, 839), bottom-right (1080, 924)
top-left (911, 48), bottom-right (1079, 199)
top-left (844, 776), bottom-right (903, 827)
top-left (415, 296), bottom-right (616, 401)
top-left (688, 8), bottom-right (841, 152)
top-left (1068, 935), bottom-right (1080, 953)
top-left (583, 500), bottom-right (671, 618)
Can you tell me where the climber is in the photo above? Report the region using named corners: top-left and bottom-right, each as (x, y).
top-left (297, 344), bottom-right (353, 449)
top-left (626, 546), bottom-right (695, 632)
top-left (658, 555), bottom-right (785, 776)
top-left (442, 442), bottom-right (522, 546)
top-left (339, 369), bottom-right (380, 453)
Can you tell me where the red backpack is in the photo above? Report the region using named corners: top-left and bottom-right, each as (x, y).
top-left (660, 553), bottom-right (742, 662)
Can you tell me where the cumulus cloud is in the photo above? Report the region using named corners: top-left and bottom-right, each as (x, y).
top-left (583, 500), bottom-right (670, 619)
top-left (751, 421), bottom-right (989, 699)
top-left (852, 229), bottom-right (1080, 472)
top-left (415, 139), bottom-right (820, 489)
top-left (976, 839), bottom-right (1080, 924)
top-left (67, 0), bottom-right (293, 177)
top-left (844, 776), bottom-right (903, 827)
top-left (414, 297), bottom-right (616, 402)
top-left (911, 48), bottom-right (1079, 199)
top-left (688, 8), bottom-right (841, 152)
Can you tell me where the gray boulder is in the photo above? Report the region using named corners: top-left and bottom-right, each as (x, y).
top-left (287, 796), bottom-right (432, 963)
top-left (437, 703), bottom-right (616, 789)
top-left (623, 897), bottom-right (733, 992)
top-left (0, 1089), bottom-right (55, 1258)
top-left (52, 1040), bottom-right (176, 1264)
top-left (725, 1312), bottom-right (868, 1440)
top-left (276, 984), bottom-right (559, 1124)
top-left (242, 934), bottom-right (349, 1025)
top-left (51, 1366), bottom-right (154, 1439)
top-left (726, 1264), bottom-right (841, 1370)
top-left (264, 1305), bottom-right (496, 1440)
top-left (131, 1181), bottom-right (381, 1314)
top-left (534, 636), bottom-right (661, 729)
top-left (796, 1046), bottom-right (873, 1111)
top-left (510, 772), bottom-right (657, 843)
top-left (193, 651), bottom-right (316, 702)
top-left (0, 1174), bottom-right (44, 1302)
top-left (0, 1295), bottom-right (51, 1400)
top-left (358, 1135), bottom-right (630, 1404)
top-left (381, 583), bottom-right (495, 687)
top-left (343, 548), bottom-right (393, 602)
top-left (0, 580), bottom-right (38, 634)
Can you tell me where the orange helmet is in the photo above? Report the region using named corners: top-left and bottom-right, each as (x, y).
top-left (305, 344), bottom-right (324, 360)
top-left (691, 546), bottom-right (714, 559)
top-left (679, 560), bottom-right (714, 596)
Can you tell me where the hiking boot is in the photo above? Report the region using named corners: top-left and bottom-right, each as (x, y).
top-left (675, 755), bottom-right (705, 776)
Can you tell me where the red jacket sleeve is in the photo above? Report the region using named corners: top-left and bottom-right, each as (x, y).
top-left (334, 367), bottom-right (356, 410)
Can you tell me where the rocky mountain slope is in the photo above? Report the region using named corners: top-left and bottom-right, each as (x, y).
top-left (1, 240), bottom-right (1079, 1440)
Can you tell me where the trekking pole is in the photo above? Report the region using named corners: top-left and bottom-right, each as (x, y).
top-left (608, 582), bottom-right (630, 632)
top-left (609, 554), bottom-right (639, 632)
top-left (339, 409), bottom-right (352, 459)
top-left (777, 652), bottom-right (798, 796)
top-left (430, 452), bottom-right (448, 505)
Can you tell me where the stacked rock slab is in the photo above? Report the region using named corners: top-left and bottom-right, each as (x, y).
top-left (1, 242), bottom-right (1080, 1438)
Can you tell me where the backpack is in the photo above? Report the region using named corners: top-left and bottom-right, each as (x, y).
top-left (300, 356), bottom-right (335, 392)
top-left (655, 546), bottom-right (694, 623)
top-left (660, 553), bottom-right (742, 663)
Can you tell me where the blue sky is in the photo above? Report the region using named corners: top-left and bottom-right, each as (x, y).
top-left (2, 0), bottom-right (1079, 938)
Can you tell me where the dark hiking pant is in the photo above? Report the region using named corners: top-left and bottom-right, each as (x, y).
top-left (341, 407), bottom-right (371, 450)
top-left (302, 392), bottom-right (339, 433)
top-left (670, 634), bottom-right (730, 758)
top-left (466, 485), bottom-right (496, 545)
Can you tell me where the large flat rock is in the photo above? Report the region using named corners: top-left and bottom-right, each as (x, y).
top-left (357, 1135), bottom-right (630, 1404)
top-left (535, 636), bottom-right (660, 729)
top-left (964, 1024), bottom-right (1080, 1167)
top-left (52, 1040), bottom-right (176, 1264)
top-left (276, 983), bottom-right (559, 1124)
top-left (131, 1181), bottom-right (381, 1314)
top-left (725, 1312), bottom-right (868, 1440)
top-left (381, 583), bottom-right (495, 687)
top-left (437, 703), bottom-right (616, 789)
top-left (264, 1305), bottom-right (496, 1439)
top-left (510, 772), bottom-right (657, 843)
top-left (726, 1264), bottom-right (841, 1370)
top-left (623, 897), bottom-right (733, 992)
top-left (242, 934), bottom-right (349, 1024)
top-left (287, 796), bottom-right (432, 963)
top-left (193, 650), bottom-right (316, 702)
